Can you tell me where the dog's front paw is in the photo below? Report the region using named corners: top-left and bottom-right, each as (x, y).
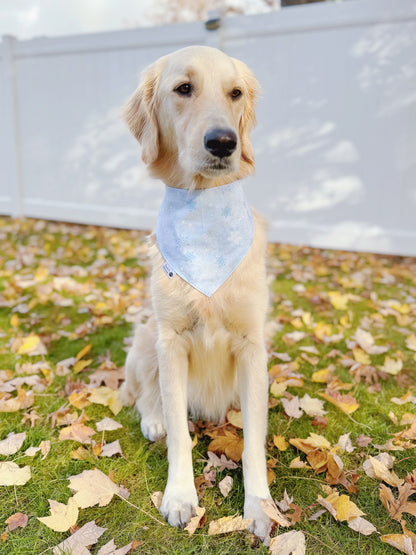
top-left (160, 483), bottom-right (198, 528)
top-left (244, 495), bottom-right (272, 543)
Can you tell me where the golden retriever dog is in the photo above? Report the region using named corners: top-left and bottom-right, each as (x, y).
top-left (120, 45), bottom-right (272, 540)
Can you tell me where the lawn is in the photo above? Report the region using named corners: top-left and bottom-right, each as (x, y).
top-left (0, 216), bottom-right (415, 554)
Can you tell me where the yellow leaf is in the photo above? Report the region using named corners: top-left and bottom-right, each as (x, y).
top-left (270, 381), bottom-right (287, 397)
top-left (76, 343), bottom-right (92, 361)
top-left (311, 368), bottom-right (332, 383)
top-left (59, 422), bottom-right (95, 444)
top-left (73, 359), bottom-right (93, 374)
top-left (68, 390), bottom-right (91, 409)
top-left (353, 347), bottom-right (371, 365)
top-left (88, 386), bottom-right (123, 415)
top-left (314, 322), bottom-right (333, 341)
top-left (10, 314), bottom-right (19, 328)
top-left (328, 291), bottom-right (350, 310)
top-left (289, 456), bottom-right (310, 469)
top-left (37, 498), bottom-right (79, 532)
top-left (319, 390), bottom-right (360, 414)
top-left (35, 266), bottom-right (49, 282)
top-left (273, 434), bottom-right (289, 451)
top-left (17, 335), bottom-right (42, 355)
top-left (323, 491), bottom-right (364, 522)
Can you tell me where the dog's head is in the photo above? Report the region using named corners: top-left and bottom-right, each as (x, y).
top-left (123, 46), bottom-right (259, 187)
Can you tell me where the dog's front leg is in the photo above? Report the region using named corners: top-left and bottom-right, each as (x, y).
top-left (157, 330), bottom-right (198, 528)
top-left (238, 338), bottom-right (272, 541)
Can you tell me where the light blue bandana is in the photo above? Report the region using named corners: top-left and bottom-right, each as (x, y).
top-left (156, 181), bottom-right (254, 297)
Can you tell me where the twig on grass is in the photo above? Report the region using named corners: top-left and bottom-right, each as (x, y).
top-left (115, 493), bottom-right (166, 526)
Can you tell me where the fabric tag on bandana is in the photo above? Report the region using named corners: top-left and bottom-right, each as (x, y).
top-left (156, 181), bottom-right (254, 297)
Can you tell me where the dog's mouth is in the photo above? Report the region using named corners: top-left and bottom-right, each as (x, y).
top-left (199, 156), bottom-right (235, 177)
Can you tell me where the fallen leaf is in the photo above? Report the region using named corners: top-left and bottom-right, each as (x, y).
top-left (88, 386), bottom-right (123, 415)
top-left (150, 491), bottom-right (163, 510)
top-left (76, 343), bottom-right (92, 360)
top-left (184, 507), bottom-right (206, 536)
top-left (318, 491), bottom-right (364, 522)
top-left (273, 435), bottom-right (289, 451)
top-left (381, 521), bottom-right (416, 555)
top-left (289, 457), bottom-right (310, 469)
top-left (363, 457), bottom-right (403, 487)
top-left (52, 520), bottom-right (106, 555)
top-left (100, 439), bottom-right (123, 458)
top-left (0, 462), bottom-right (31, 485)
top-left (68, 468), bottom-right (122, 508)
top-left (0, 431), bottom-right (26, 456)
top-left (207, 515), bottom-right (252, 535)
top-left (208, 430), bottom-right (244, 462)
top-left (5, 512), bottom-right (28, 531)
top-left (319, 389), bottom-right (360, 414)
top-left (96, 417), bottom-right (123, 432)
top-left (269, 530), bottom-right (306, 555)
top-left (356, 434), bottom-right (372, 447)
top-left (15, 335), bottom-right (47, 356)
top-left (59, 421), bottom-right (96, 444)
top-left (260, 498), bottom-right (291, 527)
top-left (38, 498), bottom-right (79, 532)
top-left (379, 482), bottom-right (416, 521)
top-left (282, 397), bottom-right (303, 419)
top-left (353, 328), bottom-right (388, 354)
top-left (335, 432), bottom-right (355, 453)
top-left (218, 476), bottom-right (233, 498)
top-left (226, 409), bottom-right (243, 429)
top-left (347, 516), bottom-right (378, 536)
top-left (299, 394), bottom-right (327, 418)
top-left (381, 357), bottom-right (403, 375)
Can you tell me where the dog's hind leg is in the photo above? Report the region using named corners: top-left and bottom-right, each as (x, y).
top-left (120, 317), bottom-right (165, 441)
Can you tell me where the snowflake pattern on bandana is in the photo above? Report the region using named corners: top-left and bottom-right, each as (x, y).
top-left (156, 181), bottom-right (254, 297)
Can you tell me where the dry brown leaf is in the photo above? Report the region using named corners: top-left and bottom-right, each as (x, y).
top-left (5, 512), bottom-right (28, 531)
top-left (269, 530), bottom-right (306, 555)
top-left (208, 430), bottom-right (244, 462)
top-left (381, 521), bottom-right (416, 555)
top-left (379, 483), bottom-right (416, 522)
top-left (207, 514), bottom-right (252, 535)
top-left (37, 498), bottom-right (79, 532)
top-left (59, 421), bottom-right (96, 444)
top-left (52, 520), bottom-right (106, 555)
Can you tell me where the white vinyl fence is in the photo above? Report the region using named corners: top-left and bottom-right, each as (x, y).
top-left (1, 0), bottom-right (415, 255)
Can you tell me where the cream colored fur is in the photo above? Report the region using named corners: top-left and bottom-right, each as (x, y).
top-left (120, 46), bottom-right (272, 541)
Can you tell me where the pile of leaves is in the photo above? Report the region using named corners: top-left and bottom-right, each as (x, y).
top-left (0, 216), bottom-right (415, 554)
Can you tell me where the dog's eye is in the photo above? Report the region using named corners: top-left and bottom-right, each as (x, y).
top-left (230, 88), bottom-right (242, 99)
top-left (175, 83), bottom-right (192, 96)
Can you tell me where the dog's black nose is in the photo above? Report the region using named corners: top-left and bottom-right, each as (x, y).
top-left (204, 128), bottom-right (237, 158)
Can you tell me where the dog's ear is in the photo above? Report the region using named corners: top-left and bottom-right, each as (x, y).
top-left (122, 64), bottom-right (160, 165)
top-left (233, 59), bottom-right (260, 175)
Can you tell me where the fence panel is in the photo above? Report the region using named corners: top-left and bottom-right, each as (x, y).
top-left (1, 0), bottom-right (415, 255)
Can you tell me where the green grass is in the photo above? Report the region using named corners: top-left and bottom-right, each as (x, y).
top-left (0, 217), bottom-right (415, 554)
